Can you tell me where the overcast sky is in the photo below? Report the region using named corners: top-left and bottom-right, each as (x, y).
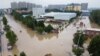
top-left (0, 0), bottom-right (100, 9)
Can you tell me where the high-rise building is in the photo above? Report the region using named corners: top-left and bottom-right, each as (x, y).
top-left (81, 3), bottom-right (88, 10)
top-left (65, 3), bottom-right (81, 11)
top-left (18, 2), bottom-right (27, 9)
top-left (65, 3), bottom-right (88, 11)
top-left (0, 9), bottom-right (4, 16)
top-left (11, 2), bottom-right (42, 10)
top-left (11, 2), bottom-right (18, 9)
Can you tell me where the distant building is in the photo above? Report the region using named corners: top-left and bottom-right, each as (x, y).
top-left (65, 3), bottom-right (88, 11)
top-left (6, 8), bottom-right (12, 14)
top-left (11, 2), bottom-right (18, 9)
top-left (41, 12), bottom-right (76, 21)
top-left (81, 3), bottom-right (88, 10)
top-left (0, 9), bottom-right (4, 16)
top-left (47, 5), bottom-right (67, 11)
top-left (32, 7), bottom-right (45, 18)
top-left (11, 2), bottom-right (42, 10)
top-left (65, 3), bottom-right (81, 11)
top-left (81, 10), bottom-right (90, 16)
top-left (27, 3), bottom-right (34, 10)
top-left (18, 2), bottom-right (27, 9)
top-left (84, 28), bottom-right (100, 37)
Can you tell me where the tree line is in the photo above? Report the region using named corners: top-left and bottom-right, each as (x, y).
top-left (12, 10), bottom-right (53, 34)
top-left (90, 10), bottom-right (100, 26)
top-left (2, 16), bottom-right (17, 46)
top-left (72, 31), bottom-right (87, 56)
top-left (3, 16), bottom-right (28, 56)
top-left (72, 30), bottom-right (100, 56)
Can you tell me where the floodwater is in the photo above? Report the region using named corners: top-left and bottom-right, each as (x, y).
top-left (5, 15), bottom-right (90, 56)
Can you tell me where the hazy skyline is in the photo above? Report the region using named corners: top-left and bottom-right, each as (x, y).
top-left (0, 0), bottom-right (100, 9)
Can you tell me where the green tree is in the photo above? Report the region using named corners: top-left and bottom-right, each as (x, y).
top-left (24, 16), bottom-right (37, 29)
top-left (2, 16), bottom-right (8, 25)
top-left (88, 35), bottom-right (100, 56)
top-left (72, 47), bottom-right (84, 56)
top-left (73, 32), bottom-right (86, 47)
top-left (44, 24), bottom-right (53, 33)
top-left (6, 30), bottom-right (17, 46)
top-left (90, 10), bottom-right (100, 26)
top-left (4, 25), bottom-right (11, 32)
top-left (37, 21), bottom-right (45, 28)
top-left (20, 52), bottom-right (26, 56)
top-left (13, 10), bottom-right (22, 20)
top-left (36, 27), bottom-right (44, 34)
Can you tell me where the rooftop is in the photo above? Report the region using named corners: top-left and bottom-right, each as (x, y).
top-left (41, 12), bottom-right (76, 20)
top-left (41, 12), bottom-right (76, 17)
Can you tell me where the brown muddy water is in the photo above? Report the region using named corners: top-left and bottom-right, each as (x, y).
top-left (6, 15), bottom-right (78, 56)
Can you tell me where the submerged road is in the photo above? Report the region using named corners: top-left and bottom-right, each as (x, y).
top-left (5, 15), bottom-right (91, 56)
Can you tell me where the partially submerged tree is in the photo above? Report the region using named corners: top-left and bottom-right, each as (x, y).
top-left (2, 16), bottom-right (8, 25)
top-left (4, 25), bottom-right (11, 32)
top-left (88, 35), bottom-right (100, 56)
top-left (44, 24), bottom-right (53, 33)
top-left (6, 30), bottom-right (17, 46)
top-left (73, 32), bottom-right (86, 47)
top-left (20, 52), bottom-right (26, 56)
top-left (72, 47), bottom-right (84, 56)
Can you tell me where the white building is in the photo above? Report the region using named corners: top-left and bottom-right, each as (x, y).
top-left (6, 8), bottom-right (12, 14)
top-left (81, 3), bottom-right (88, 10)
top-left (32, 7), bottom-right (45, 18)
top-left (41, 12), bottom-right (76, 20)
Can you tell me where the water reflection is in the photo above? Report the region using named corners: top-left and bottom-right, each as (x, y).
top-left (12, 45), bottom-right (19, 56)
top-left (19, 22), bottom-right (59, 41)
top-left (6, 15), bottom-right (77, 56)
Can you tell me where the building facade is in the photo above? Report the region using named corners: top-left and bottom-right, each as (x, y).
top-left (65, 3), bottom-right (88, 11)
top-left (0, 9), bottom-right (4, 16)
top-left (18, 2), bottom-right (27, 9)
top-left (32, 7), bottom-right (45, 18)
top-left (65, 3), bottom-right (81, 11)
top-left (47, 5), bottom-right (67, 11)
top-left (81, 3), bottom-right (88, 10)
top-left (11, 2), bottom-right (18, 9)
top-left (11, 2), bottom-right (42, 10)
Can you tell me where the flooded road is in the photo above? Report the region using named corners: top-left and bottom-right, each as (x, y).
top-left (5, 15), bottom-right (91, 56)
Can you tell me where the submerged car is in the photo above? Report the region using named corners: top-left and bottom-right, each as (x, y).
top-left (7, 43), bottom-right (12, 50)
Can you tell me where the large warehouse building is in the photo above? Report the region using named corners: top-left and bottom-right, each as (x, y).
top-left (41, 12), bottom-right (76, 20)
